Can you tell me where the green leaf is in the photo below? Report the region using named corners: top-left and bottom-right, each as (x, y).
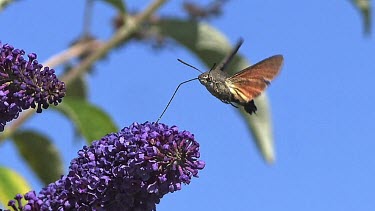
top-left (0, 167), bottom-right (31, 207)
top-left (55, 97), bottom-right (118, 144)
top-left (352, 0), bottom-right (371, 34)
top-left (12, 130), bottom-right (63, 185)
top-left (156, 19), bottom-right (276, 163)
top-left (99, 0), bottom-right (126, 13)
top-left (65, 74), bottom-right (88, 100)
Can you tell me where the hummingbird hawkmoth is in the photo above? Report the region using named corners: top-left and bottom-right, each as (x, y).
top-left (157, 38), bottom-right (283, 122)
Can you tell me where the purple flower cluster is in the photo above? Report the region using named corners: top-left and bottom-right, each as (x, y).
top-left (1, 122), bottom-right (205, 211)
top-left (0, 43), bottom-right (66, 131)
top-left (1, 192), bottom-right (40, 211)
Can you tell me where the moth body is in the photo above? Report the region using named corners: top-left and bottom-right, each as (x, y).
top-left (198, 70), bottom-right (232, 104)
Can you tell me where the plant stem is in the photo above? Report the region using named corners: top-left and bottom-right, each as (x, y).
top-left (0, 0), bottom-right (168, 141)
top-left (62, 0), bottom-right (168, 85)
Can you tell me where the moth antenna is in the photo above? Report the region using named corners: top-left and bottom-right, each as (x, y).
top-left (177, 59), bottom-right (203, 73)
top-left (156, 78), bottom-right (198, 123)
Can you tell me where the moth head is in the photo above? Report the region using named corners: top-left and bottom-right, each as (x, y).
top-left (198, 72), bottom-right (213, 85)
top-left (198, 61), bottom-right (217, 85)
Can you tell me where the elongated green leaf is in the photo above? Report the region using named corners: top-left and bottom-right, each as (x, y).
top-left (352, 0), bottom-right (371, 34)
top-left (55, 97), bottom-right (118, 144)
top-left (0, 167), bottom-right (31, 207)
top-left (66, 75), bottom-right (88, 100)
top-left (156, 19), bottom-right (276, 163)
top-left (12, 130), bottom-right (63, 185)
top-left (99, 0), bottom-right (126, 13)
top-left (63, 63), bottom-right (88, 100)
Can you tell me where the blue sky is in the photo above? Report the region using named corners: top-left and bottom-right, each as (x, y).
top-left (1, 1), bottom-right (375, 210)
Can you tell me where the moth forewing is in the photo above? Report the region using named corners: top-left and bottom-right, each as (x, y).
top-left (225, 55), bottom-right (284, 103)
top-left (232, 55), bottom-right (283, 81)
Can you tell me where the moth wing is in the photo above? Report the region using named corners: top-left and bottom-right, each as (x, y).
top-left (225, 55), bottom-right (283, 102)
top-left (216, 38), bottom-right (244, 71)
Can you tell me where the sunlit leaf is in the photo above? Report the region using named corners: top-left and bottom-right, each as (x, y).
top-left (13, 130), bottom-right (63, 185)
top-left (0, 167), bottom-right (31, 207)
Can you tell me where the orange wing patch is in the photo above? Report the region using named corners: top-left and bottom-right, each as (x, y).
top-left (226, 78), bottom-right (267, 103)
top-left (226, 55), bottom-right (283, 103)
